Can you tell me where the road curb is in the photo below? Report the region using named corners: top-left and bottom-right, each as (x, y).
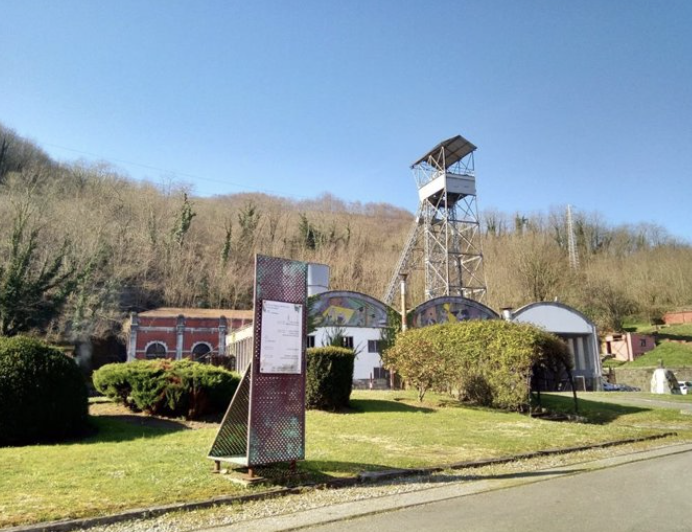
top-left (1, 432), bottom-right (677, 532)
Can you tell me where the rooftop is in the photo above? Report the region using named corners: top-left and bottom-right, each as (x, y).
top-left (411, 134), bottom-right (477, 170)
top-left (138, 307), bottom-right (254, 320)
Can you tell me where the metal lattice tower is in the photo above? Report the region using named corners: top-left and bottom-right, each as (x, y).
top-left (566, 204), bottom-right (579, 270)
top-left (383, 135), bottom-right (487, 304)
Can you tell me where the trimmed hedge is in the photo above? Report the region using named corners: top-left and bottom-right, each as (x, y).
top-left (0, 336), bottom-right (88, 446)
top-left (383, 320), bottom-right (572, 410)
top-left (306, 346), bottom-right (355, 411)
top-left (93, 359), bottom-right (240, 419)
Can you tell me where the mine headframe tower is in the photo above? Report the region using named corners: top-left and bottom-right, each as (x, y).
top-left (383, 134), bottom-right (487, 304)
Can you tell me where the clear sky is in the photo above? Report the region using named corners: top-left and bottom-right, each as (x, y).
top-left (2, 1), bottom-right (691, 239)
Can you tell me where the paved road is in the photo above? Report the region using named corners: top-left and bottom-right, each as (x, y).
top-left (301, 448), bottom-right (692, 532)
top-left (201, 444), bottom-right (692, 532)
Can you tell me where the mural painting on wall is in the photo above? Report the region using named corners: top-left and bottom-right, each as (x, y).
top-left (410, 297), bottom-right (497, 328)
top-left (310, 291), bottom-right (390, 328)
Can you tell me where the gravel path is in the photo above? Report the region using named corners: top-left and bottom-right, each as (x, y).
top-left (79, 440), bottom-right (676, 532)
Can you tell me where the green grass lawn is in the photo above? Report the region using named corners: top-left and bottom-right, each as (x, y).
top-left (626, 341), bottom-right (692, 367)
top-left (656, 324), bottom-right (692, 342)
top-left (3, 390), bottom-right (692, 528)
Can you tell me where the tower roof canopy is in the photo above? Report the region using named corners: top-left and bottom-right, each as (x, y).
top-left (411, 134), bottom-right (477, 170)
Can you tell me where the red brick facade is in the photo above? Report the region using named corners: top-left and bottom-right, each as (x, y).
top-left (127, 308), bottom-right (253, 361)
top-left (663, 310), bottom-right (692, 325)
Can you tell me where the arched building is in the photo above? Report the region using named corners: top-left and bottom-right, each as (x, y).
top-left (508, 302), bottom-right (602, 391)
top-left (308, 290), bottom-right (399, 387)
top-left (409, 296), bottom-right (498, 327)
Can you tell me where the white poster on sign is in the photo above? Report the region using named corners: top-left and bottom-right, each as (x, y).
top-left (259, 300), bottom-right (303, 374)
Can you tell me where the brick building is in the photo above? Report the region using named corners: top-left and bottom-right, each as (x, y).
top-left (126, 308), bottom-right (253, 362)
top-left (602, 332), bottom-right (656, 362)
top-left (663, 310), bottom-right (692, 325)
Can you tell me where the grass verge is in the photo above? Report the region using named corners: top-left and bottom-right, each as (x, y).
top-left (2, 390), bottom-right (692, 527)
top-left (624, 341), bottom-right (692, 367)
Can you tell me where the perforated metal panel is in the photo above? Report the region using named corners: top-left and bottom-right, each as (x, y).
top-left (249, 255), bottom-right (307, 465)
top-left (208, 255), bottom-right (307, 468)
top-left (208, 367), bottom-right (250, 462)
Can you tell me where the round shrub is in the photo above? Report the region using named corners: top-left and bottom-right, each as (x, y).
top-left (0, 336), bottom-right (88, 446)
top-left (91, 361), bottom-right (135, 405)
top-left (306, 346), bottom-right (355, 411)
top-left (93, 359), bottom-right (240, 419)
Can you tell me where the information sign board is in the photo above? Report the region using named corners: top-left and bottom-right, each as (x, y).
top-left (208, 255), bottom-right (307, 469)
top-left (260, 300), bottom-right (303, 374)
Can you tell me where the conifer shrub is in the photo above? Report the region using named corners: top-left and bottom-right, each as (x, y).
top-left (91, 361), bottom-right (135, 404)
top-left (383, 320), bottom-right (572, 410)
top-left (0, 336), bottom-right (88, 446)
top-left (93, 359), bottom-right (240, 419)
top-left (306, 346), bottom-right (355, 410)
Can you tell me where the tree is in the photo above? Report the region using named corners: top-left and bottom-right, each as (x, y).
top-left (170, 192), bottom-right (196, 246)
top-left (580, 279), bottom-right (637, 332)
top-left (0, 204), bottom-right (80, 336)
top-left (0, 137), bottom-right (8, 181)
top-left (299, 213), bottom-right (320, 250)
top-left (382, 329), bottom-right (449, 402)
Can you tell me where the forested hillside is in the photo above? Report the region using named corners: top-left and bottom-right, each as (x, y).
top-left (1, 122), bottom-right (690, 346)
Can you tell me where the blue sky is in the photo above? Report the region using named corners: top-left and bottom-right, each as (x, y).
top-left (2, 1), bottom-right (691, 239)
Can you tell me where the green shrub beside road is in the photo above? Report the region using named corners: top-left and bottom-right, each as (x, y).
top-left (384, 320), bottom-right (572, 408)
top-left (93, 359), bottom-right (240, 419)
top-left (0, 336), bottom-right (88, 446)
top-left (306, 346), bottom-right (355, 410)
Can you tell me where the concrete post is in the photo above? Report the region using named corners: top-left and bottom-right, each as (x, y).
top-left (127, 312), bottom-right (139, 362)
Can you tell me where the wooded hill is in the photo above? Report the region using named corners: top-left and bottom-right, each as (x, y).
top-left (1, 122), bottom-right (690, 345)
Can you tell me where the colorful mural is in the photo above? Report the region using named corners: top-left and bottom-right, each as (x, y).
top-left (310, 291), bottom-right (393, 328)
top-left (410, 296), bottom-right (497, 328)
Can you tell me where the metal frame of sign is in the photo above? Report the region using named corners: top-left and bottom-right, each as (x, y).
top-left (208, 255), bottom-right (307, 468)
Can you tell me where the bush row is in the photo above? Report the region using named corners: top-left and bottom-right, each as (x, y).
top-left (95, 346), bottom-right (355, 417)
top-left (93, 359), bottom-right (240, 419)
top-left (383, 320), bottom-right (572, 410)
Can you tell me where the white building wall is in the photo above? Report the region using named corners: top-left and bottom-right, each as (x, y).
top-left (511, 302), bottom-right (603, 390)
top-left (512, 305), bottom-right (592, 334)
top-left (311, 326), bottom-right (386, 380)
top-left (228, 325), bottom-right (388, 381)
top-left (226, 325), bottom-right (254, 373)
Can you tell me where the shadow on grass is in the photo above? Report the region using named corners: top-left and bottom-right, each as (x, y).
top-left (345, 399), bottom-right (434, 414)
top-left (541, 394), bottom-right (650, 424)
top-left (657, 333), bottom-right (692, 343)
top-left (79, 415), bottom-right (192, 444)
top-left (268, 460), bottom-right (399, 485)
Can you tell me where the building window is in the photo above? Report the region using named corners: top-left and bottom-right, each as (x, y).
top-left (145, 342), bottom-right (167, 359)
top-left (192, 343), bottom-right (212, 361)
top-left (373, 367), bottom-right (390, 380)
top-left (307, 336), bottom-right (316, 348)
top-left (639, 339), bottom-right (647, 348)
top-left (367, 340), bottom-right (381, 353)
top-left (341, 336), bottom-right (354, 349)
